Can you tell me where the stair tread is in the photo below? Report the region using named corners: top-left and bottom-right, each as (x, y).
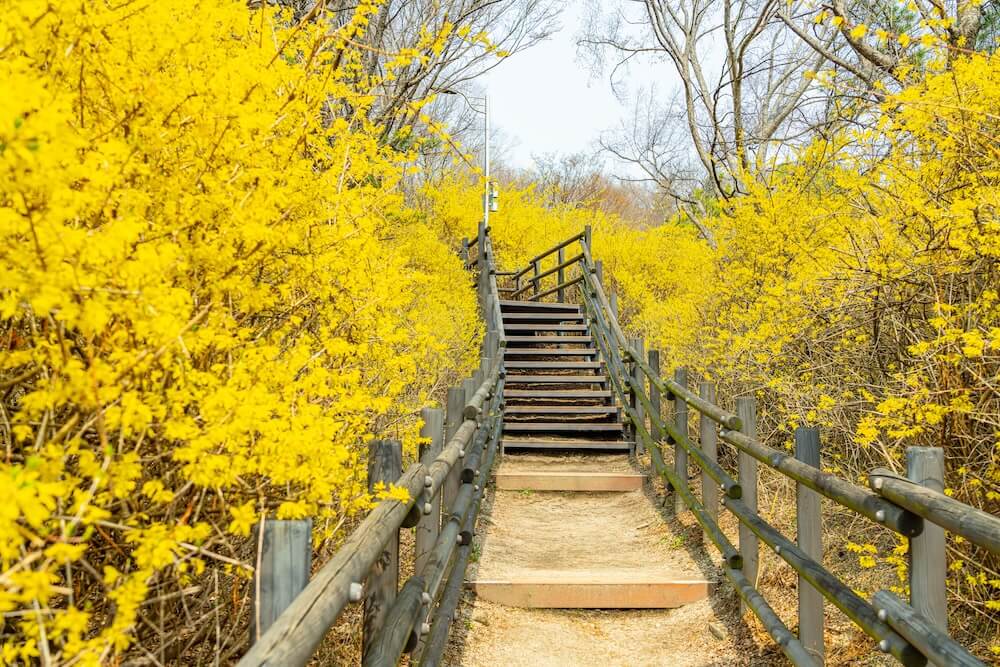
top-left (503, 405), bottom-right (619, 413)
top-left (503, 349), bottom-right (597, 356)
top-left (503, 323), bottom-right (589, 332)
top-left (505, 375), bottom-right (606, 383)
top-left (503, 422), bottom-right (623, 431)
top-left (504, 361), bottom-right (602, 369)
top-left (500, 300), bottom-right (581, 312)
top-left (502, 313), bottom-right (586, 321)
top-left (501, 439), bottom-right (632, 450)
top-left (506, 336), bottom-right (592, 343)
top-left (505, 389), bottom-right (612, 396)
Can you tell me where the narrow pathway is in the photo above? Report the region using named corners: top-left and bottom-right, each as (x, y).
top-left (444, 454), bottom-right (757, 666)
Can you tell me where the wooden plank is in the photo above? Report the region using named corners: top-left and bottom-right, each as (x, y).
top-left (504, 389), bottom-right (612, 398)
top-left (699, 382), bottom-right (718, 537)
top-left (500, 300), bottom-right (580, 311)
top-left (502, 312), bottom-right (585, 321)
top-left (794, 427), bottom-right (824, 665)
top-left (503, 323), bottom-right (588, 332)
top-left (502, 422), bottom-right (622, 432)
top-left (505, 336), bottom-right (593, 344)
top-left (907, 447), bottom-right (947, 641)
top-left (673, 368), bottom-right (689, 515)
top-left (494, 471), bottom-right (644, 491)
top-left (251, 519), bottom-right (312, 643)
top-left (471, 578), bottom-right (712, 608)
top-left (362, 440), bottom-right (402, 662)
top-left (736, 397), bottom-right (759, 617)
top-left (415, 408), bottom-right (444, 575)
top-left (503, 348), bottom-right (598, 357)
top-left (501, 439), bottom-right (631, 451)
top-left (504, 361), bottom-right (602, 369)
top-left (504, 375), bottom-right (606, 383)
top-left (504, 405), bottom-right (619, 414)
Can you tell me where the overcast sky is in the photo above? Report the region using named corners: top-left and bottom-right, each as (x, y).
top-left (480, 1), bottom-right (663, 171)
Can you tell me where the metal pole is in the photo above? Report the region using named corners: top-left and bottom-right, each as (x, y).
top-left (483, 95), bottom-right (490, 231)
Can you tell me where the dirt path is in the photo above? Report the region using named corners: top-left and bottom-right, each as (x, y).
top-left (443, 454), bottom-right (775, 666)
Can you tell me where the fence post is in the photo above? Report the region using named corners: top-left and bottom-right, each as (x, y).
top-left (699, 382), bottom-right (718, 537)
top-left (416, 409), bottom-right (445, 575)
top-left (795, 427), bottom-right (824, 664)
top-left (460, 237), bottom-right (469, 264)
top-left (631, 338), bottom-right (646, 456)
top-left (673, 367), bottom-right (689, 516)
top-left (907, 447), bottom-right (947, 638)
top-left (443, 387), bottom-right (466, 521)
top-left (557, 246), bottom-right (566, 302)
top-left (610, 291), bottom-right (618, 321)
top-left (595, 259), bottom-right (604, 286)
top-left (736, 397), bottom-right (759, 616)
top-left (532, 259), bottom-right (541, 298)
top-left (251, 519), bottom-right (312, 644)
top-left (648, 349), bottom-right (662, 453)
top-left (584, 224), bottom-right (592, 251)
top-left (363, 439), bottom-right (402, 661)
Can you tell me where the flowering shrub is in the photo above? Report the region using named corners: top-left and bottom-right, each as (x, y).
top-left (0, 0), bottom-right (478, 662)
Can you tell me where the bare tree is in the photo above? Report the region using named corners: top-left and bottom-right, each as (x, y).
top-left (581, 0), bottom-right (833, 243)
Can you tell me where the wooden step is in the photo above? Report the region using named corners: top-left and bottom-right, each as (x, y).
top-left (504, 375), bottom-right (606, 384)
top-left (503, 348), bottom-right (597, 357)
top-left (470, 577), bottom-right (712, 608)
top-left (503, 422), bottom-right (623, 432)
top-left (506, 336), bottom-right (592, 344)
top-left (494, 471), bottom-right (645, 492)
top-left (500, 300), bottom-right (581, 312)
top-left (503, 312), bottom-right (586, 322)
top-left (503, 323), bottom-right (589, 332)
top-left (501, 439), bottom-right (632, 451)
top-left (504, 389), bottom-right (612, 400)
top-left (504, 405), bottom-right (620, 415)
top-left (504, 361), bottom-right (602, 370)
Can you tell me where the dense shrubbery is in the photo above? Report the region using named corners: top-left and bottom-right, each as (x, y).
top-left (0, 1), bottom-right (479, 662)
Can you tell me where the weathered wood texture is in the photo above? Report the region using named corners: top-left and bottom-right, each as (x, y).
top-left (673, 367), bottom-right (689, 516)
top-left (874, 591), bottom-right (985, 667)
top-left (699, 382), bottom-right (719, 535)
top-left (363, 440), bottom-right (403, 662)
top-left (238, 463), bottom-right (424, 666)
top-left (443, 386), bottom-right (466, 523)
top-left (251, 519), bottom-right (312, 643)
top-left (907, 447), bottom-right (947, 638)
top-left (416, 408), bottom-right (444, 574)
top-left (471, 578), bottom-right (711, 609)
top-left (795, 427), bottom-right (824, 665)
top-left (736, 397), bottom-right (759, 617)
top-left (493, 471), bottom-right (645, 492)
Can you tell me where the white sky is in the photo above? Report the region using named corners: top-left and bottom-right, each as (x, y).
top-left (481, 1), bottom-right (661, 170)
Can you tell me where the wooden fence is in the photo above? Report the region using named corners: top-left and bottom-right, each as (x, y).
top-left (528, 229), bottom-right (1000, 667)
top-left (237, 224), bottom-right (506, 667)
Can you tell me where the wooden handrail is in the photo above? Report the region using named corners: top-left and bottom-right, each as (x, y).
top-left (576, 236), bottom-right (997, 666)
top-left (510, 253), bottom-right (583, 298)
top-left (510, 230), bottom-right (587, 281)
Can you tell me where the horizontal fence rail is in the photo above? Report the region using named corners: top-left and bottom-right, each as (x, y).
top-left (239, 224), bottom-right (508, 667)
top-left (498, 229), bottom-right (1000, 667)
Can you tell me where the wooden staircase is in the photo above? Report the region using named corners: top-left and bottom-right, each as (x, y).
top-left (500, 299), bottom-right (632, 453)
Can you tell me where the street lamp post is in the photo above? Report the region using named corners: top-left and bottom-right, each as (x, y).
top-left (440, 89), bottom-right (493, 232)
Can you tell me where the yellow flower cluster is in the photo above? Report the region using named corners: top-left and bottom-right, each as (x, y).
top-left (1, 0), bottom-right (479, 662)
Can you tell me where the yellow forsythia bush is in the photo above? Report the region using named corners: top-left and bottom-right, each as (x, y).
top-left (698, 53), bottom-right (1000, 655)
top-left (0, 0), bottom-right (479, 662)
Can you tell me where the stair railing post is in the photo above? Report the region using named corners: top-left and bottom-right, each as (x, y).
top-left (610, 291), bottom-right (618, 321)
top-left (631, 338), bottom-right (646, 457)
top-left (363, 439), bottom-right (402, 661)
top-left (532, 259), bottom-right (541, 299)
top-left (648, 349), bottom-right (662, 452)
top-left (251, 519), bottom-right (312, 644)
top-left (907, 446), bottom-right (947, 642)
top-left (735, 397), bottom-right (759, 616)
top-left (416, 409), bottom-right (445, 574)
top-left (794, 427), bottom-right (824, 664)
top-left (584, 224), bottom-right (592, 252)
top-left (461, 237), bottom-right (469, 264)
top-left (443, 387), bottom-right (466, 521)
top-left (595, 259), bottom-right (604, 286)
top-left (557, 247), bottom-right (566, 302)
top-left (699, 381), bottom-right (718, 538)
top-left (673, 367), bottom-right (689, 515)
